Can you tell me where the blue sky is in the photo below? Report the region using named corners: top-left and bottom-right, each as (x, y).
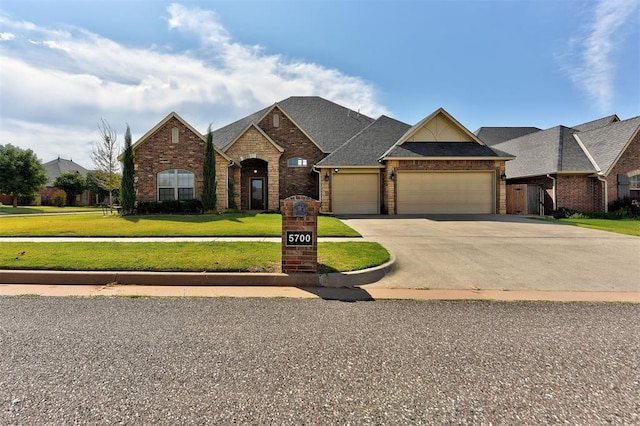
top-left (1, 0), bottom-right (638, 168)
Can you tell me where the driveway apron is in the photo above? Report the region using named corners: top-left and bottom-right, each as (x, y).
top-left (341, 215), bottom-right (640, 292)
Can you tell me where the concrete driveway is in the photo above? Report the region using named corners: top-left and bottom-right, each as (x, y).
top-left (341, 215), bottom-right (640, 292)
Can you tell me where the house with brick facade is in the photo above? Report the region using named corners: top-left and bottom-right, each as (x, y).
top-left (477, 115), bottom-right (640, 214)
top-left (129, 96), bottom-right (514, 215)
top-left (40, 157), bottom-right (95, 206)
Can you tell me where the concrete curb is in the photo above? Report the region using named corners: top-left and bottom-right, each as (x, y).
top-left (0, 256), bottom-right (395, 288)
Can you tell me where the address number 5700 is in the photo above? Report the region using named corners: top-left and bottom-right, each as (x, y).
top-left (285, 231), bottom-right (314, 246)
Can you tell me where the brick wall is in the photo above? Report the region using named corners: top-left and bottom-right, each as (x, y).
top-left (281, 195), bottom-right (320, 273)
top-left (258, 107), bottom-right (325, 200)
top-left (607, 130), bottom-right (640, 203)
top-left (133, 116), bottom-right (228, 211)
top-left (555, 175), bottom-right (602, 212)
top-left (383, 159), bottom-right (507, 214)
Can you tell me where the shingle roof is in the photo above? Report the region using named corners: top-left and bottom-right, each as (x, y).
top-left (384, 142), bottom-right (509, 159)
top-left (474, 127), bottom-right (541, 146)
top-left (572, 115), bottom-right (619, 132)
top-left (575, 116), bottom-right (640, 175)
top-left (43, 157), bottom-right (89, 185)
top-left (491, 126), bottom-right (595, 178)
top-left (212, 96), bottom-right (374, 152)
top-left (316, 115), bottom-right (411, 167)
top-left (211, 107), bottom-right (270, 150)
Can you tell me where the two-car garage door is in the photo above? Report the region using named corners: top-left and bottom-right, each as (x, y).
top-left (397, 171), bottom-right (495, 214)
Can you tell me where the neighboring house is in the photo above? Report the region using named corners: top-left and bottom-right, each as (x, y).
top-left (476, 114), bottom-right (640, 214)
top-left (41, 157), bottom-right (94, 206)
top-left (130, 96), bottom-right (513, 215)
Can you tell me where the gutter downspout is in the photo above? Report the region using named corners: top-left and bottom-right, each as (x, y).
top-left (546, 174), bottom-right (557, 211)
top-left (596, 174), bottom-right (608, 212)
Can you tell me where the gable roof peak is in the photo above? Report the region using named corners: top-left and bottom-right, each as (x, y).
top-left (397, 107), bottom-right (484, 145)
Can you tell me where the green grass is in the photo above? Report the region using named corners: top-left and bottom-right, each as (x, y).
top-left (555, 218), bottom-right (640, 236)
top-left (0, 242), bottom-right (389, 273)
top-left (0, 206), bottom-right (101, 215)
top-left (0, 213), bottom-right (360, 237)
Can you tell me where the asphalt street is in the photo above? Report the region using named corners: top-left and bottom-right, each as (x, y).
top-left (1, 297), bottom-right (638, 425)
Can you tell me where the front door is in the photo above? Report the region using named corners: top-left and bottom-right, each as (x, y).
top-left (250, 178), bottom-right (265, 210)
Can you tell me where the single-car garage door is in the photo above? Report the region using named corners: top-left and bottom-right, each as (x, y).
top-left (333, 173), bottom-right (379, 214)
top-left (397, 171), bottom-right (494, 214)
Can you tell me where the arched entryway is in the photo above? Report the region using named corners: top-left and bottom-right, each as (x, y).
top-left (241, 158), bottom-right (268, 210)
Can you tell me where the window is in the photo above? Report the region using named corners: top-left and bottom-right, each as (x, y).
top-left (157, 169), bottom-right (194, 201)
top-left (630, 174), bottom-right (640, 190)
top-left (287, 157), bottom-right (308, 167)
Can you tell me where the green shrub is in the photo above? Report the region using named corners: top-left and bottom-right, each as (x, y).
top-left (609, 197), bottom-right (640, 219)
top-left (136, 199), bottom-right (203, 215)
top-left (552, 207), bottom-right (577, 219)
top-left (18, 194), bottom-right (37, 205)
top-left (159, 200), bottom-right (181, 213)
top-left (136, 201), bottom-right (160, 215)
top-left (179, 199), bottom-right (204, 214)
top-left (51, 189), bottom-right (66, 207)
top-left (554, 202), bottom-right (639, 220)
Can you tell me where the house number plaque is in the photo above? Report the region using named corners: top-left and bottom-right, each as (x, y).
top-left (286, 230), bottom-right (313, 246)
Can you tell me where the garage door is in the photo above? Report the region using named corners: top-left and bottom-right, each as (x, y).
top-left (397, 172), bottom-right (494, 214)
top-left (333, 173), bottom-right (379, 214)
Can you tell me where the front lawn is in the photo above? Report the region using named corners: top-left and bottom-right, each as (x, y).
top-left (0, 242), bottom-right (389, 273)
top-left (0, 206), bottom-right (100, 215)
top-left (0, 213), bottom-right (360, 237)
top-left (555, 218), bottom-right (640, 236)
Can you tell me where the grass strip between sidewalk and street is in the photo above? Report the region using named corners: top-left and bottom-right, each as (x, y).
top-left (0, 242), bottom-right (390, 273)
top-left (0, 213), bottom-right (360, 237)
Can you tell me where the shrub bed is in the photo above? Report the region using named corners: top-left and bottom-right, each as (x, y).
top-left (136, 199), bottom-right (204, 215)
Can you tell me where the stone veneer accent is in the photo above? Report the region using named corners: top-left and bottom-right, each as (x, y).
top-left (133, 116), bottom-right (229, 211)
top-left (224, 126), bottom-right (282, 211)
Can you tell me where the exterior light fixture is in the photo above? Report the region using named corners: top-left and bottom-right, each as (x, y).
top-left (334, 168), bottom-right (339, 173)
top-left (390, 170), bottom-right (396, 180)
top-left (324, 172), bottom-right (330, 181)
top-left (500, 172), bottom-right (507, 180)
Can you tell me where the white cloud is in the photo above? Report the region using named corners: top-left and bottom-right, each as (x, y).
top-left (561, 0), bottom-right (639, 110)
top-left (0, 3), bottom-right (386, 167)
top-left (0, 32), bottom-right (14, 41)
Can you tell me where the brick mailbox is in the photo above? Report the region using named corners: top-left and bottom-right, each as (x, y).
top-left (281, 195), bottom-right (320, 274)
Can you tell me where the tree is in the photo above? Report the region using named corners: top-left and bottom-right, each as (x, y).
top-left (53, 172), bottom-right (86, 206)
top-left (120, 124), bottom-right (135, 215)
top-left (90, 118), bottom-right (121, 207)
top-left (86, 170), bottom-right (109, 204)
top-left (0, 144), bottom-right (48, 207)
top-left (201, 124), bottom-right (217, 212)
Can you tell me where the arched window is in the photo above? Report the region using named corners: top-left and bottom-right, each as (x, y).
top-left (287, 157), bottom-right (308, 167)
top-left (157, 169), bottom-right (194, 201)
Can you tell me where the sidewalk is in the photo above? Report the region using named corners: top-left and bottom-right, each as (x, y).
top-left (1, 283), bottom-right (638, 302)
